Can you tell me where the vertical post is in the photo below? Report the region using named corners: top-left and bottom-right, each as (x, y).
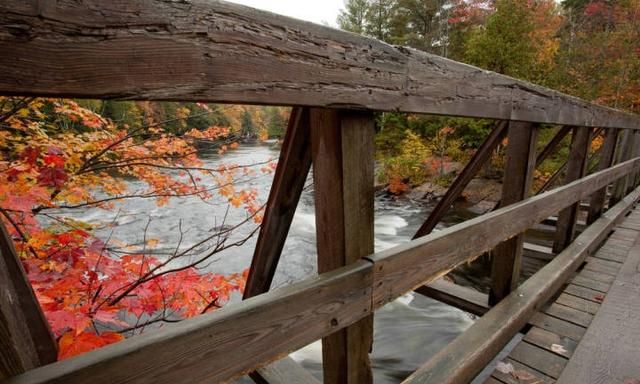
top-left (611, 129), bottom-right (634, 205)
top-left (311, 108), bottom-right (375, 384)
top-left (489, 122), bottom-right (537, 305)
top-left (553, 127), bottom-right (591, 253)
top-left (588, 128), bottom-right (619, 224)
top-left (626, 130), bottom-right (640, 193)
top-left (0, 221), bottom-right (57, 379)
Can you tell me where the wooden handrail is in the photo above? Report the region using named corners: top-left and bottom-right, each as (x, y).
top-left (0, 1), bottom-right (639, 129)
top-left (5, 157), bottom-right (640, 384)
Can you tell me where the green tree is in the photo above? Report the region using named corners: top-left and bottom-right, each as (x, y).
top-left (338, 0), bottom-right (370, 33)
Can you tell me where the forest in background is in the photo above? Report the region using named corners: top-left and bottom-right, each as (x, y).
top-left (337, 0), bottom-right (639, 193)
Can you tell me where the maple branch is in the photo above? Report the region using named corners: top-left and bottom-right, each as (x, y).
top-left (0, 207), bottom-right (39, 258)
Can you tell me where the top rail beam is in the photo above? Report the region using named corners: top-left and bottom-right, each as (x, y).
top-left (0, 0), bottom-right (639, 129)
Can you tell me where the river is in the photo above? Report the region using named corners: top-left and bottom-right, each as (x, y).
top-left (60, 143), bottom-right (478, 383)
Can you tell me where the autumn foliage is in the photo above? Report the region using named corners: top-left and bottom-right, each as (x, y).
top-left (0, 97), bottom-right (271, 359)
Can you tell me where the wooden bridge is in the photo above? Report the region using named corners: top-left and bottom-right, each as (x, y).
top-left (1, 1), bottom-right (640, 383)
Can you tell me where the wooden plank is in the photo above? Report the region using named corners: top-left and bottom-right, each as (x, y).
top-left (543, 303), bottom-right (593, 328)
top-left (251, 358), bottom-right (321, 384)
top-left (414, 121), bottom-right (508, 238)
top-left (553, 127), bottom-right (592, 253)
top-left (310, 108), bottom-right (375, 384)
top-left (0, 2), bottom-right (639, 128)
top-left (583, 259), bottom-right (620, 276)
top-left (0, 220), bottom-right (57, 379)
top-left (399, 187), bottom-right (640, 384)
top-left (491, 358), bottom-right (556, 384)
top-left (557, 227), bottom-right (640, 384)
top-left (588, 129), bottom-right (619, 224)
top-left (576, 269), bottom-right (615, 284)
top-left (509, 342), bottom-right (567, 379)
top-left (529, 312), bottom-right (586, 341)
top-left (490, 122), bottom-right (538, 305)
top-left (570, 275), bottom-right (610, 293)
top-left (3, 260), bottom-right (374, 384)
top-left (483, 377), bottom-right (507, 384)
top-left (244, 108), bottom-right (311, 298)
top-left (564, 284), bottom-right (606, 303)
top-left (414, 278), bottom-right (489, 316)
top-left (556, 293), bottom-right (600, 315)
top-left (585, 256), bottom-right (622, 272)
top-left (612, 130), bottom-right (635, 205)
top-left (523, 242), bottom-right (555, 261)
top-left (370, 158), bottom-right (640, 310)
top-left (593, 250), bottom-right (627, 263)
top-left (524, 327), bottom-right (578, 359)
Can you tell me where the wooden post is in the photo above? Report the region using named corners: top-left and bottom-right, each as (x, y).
top-left (243, 107), bottom-right (311, 299)
top-left (611, 129), bottom-right (634, 205)
top-left (311, 108), bottom-right (375, 384)
top-left (626, 130), bottom-right (640, 193)
top-left (414, 121), bottom-right (508, 238)
top-left (588, 129), bottom-right (619, 224)
top-left (0, 221), bottom-right (57, 379)
top-left (553, 127), bottom-right (592, 253)
top-left (489, 122), bottom-right (537, 305)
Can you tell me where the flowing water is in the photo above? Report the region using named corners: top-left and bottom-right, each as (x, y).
top-left (59, 143), bottom-right (478, 383)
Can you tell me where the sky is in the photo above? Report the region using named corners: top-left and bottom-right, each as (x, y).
top-left (226, 0), bottom-right (344, 26)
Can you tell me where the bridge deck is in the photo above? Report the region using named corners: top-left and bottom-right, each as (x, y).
top-left (484, 207), bottom-right (640, 384)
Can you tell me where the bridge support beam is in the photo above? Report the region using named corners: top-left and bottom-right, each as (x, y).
top-left (588, 128), bottom-right (619, 224)
top-left (311, 108), bottom-right (375, 384)
top-left (0, 220), bottom-right (57, 379)
top-left (490, 122), bottom-right (538, 305)
top-left (553, 127), bottom-right (592, 253)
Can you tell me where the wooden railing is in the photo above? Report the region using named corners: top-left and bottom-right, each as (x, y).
top-left (2, 1), bottom-right (640, 384)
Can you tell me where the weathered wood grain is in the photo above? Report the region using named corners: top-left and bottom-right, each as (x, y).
top-left (564, 284), bottom-right (608, 303)
top-left (414, 121), bottom-right (507, 238)
top-left (399, 186), bottom-right (640, 384)
top-left (370, 158), bottom-right (640, 309)
top-left (556, 293), bottom-right (600, 315)
top-left (311, 108), bottom-right (375, 384)
top-left (490, 122), bottom-right (537, 304)
top-left (0, 220), bottom-right (57, 379)
top-left (251, 357), bottom-right (321, 384)
top-left (557, 227), bottom-right (640, 384)
top-left (570, 275), bottom-right (610, 293)
top-left (491, 358), bottom-right (556, 384)
top-left (4, 260), bottom-right (374, 384)
top-left (414, 278), bottom-right (489, 316)
top-left (588, 129), bottom-right (619, 224)
top-left (509, 342), bottom-right (567, 379)
top-left (612, 130), bottom-right (636, 204)
top-left (524, 327), bottom-right (578, 359)
top-left (529, 312), bottom-right (587, 341)
top-left (543, 303), bottom-right (593, 328)
top-left (0, 1), bottom-right (639, 128)
top-left (553, 127), bottom-right (592, 253)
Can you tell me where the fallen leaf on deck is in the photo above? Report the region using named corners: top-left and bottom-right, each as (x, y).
top-left (551, 343), bottom-right (568, 354)
top-left (512, 369), bottom-right (537, 381)
top-left (624, 378), bottom-right (640, 384)
top-left (496, 361), bottom-right (514, 374)
top-left (594, 294), bottom-right (605, 302)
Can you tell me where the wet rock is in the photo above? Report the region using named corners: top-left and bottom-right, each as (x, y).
top-left (407, 182), bottom-right (448, 201)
